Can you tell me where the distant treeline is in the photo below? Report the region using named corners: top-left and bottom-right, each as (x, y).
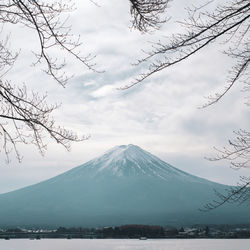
top-left (57, 224), bottom-right (165, 238)
top-left (1, 224), bottom-right (250, 239)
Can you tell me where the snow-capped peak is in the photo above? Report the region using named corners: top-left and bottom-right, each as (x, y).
top-left (102, 144), bottom-right (147, 163)
top-left (71, 144), bottom-right (197, 181)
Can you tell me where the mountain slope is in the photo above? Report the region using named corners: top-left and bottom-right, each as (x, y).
top-left (0, 144), bottom-right (249, 228)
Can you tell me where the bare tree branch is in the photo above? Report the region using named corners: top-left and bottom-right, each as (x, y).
top-left (125, 0), bottom-right (249, 99)
top-left (129, 0), bottom-right (170, 32)
top-left (201, 129), bottom-right (250, 209)
top-left (126, 0), bottom-right (250, 208)
top-left (0, 80), bottom-right (89, 162)
top-left (201, 176), bottom-right (250, 211)
top-left (0, 0), bottom-right (97, 161)
top-left (1, 0), bottom-right (100, 86)
top-left (0, 0), bottom-right (171, 161)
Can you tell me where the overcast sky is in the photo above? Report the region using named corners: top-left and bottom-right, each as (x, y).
top-left (0, 0), bottom-right (249, 194)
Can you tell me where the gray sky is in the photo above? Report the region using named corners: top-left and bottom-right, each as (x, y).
top-left (0, 0), bottom-right (249, 193)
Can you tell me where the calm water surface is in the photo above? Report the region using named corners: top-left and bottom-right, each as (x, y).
top-left (0, 239), bottom-right (250, 250)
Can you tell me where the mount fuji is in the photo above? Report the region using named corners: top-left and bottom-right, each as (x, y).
top-left (0, 144), bottom-right (249, 228)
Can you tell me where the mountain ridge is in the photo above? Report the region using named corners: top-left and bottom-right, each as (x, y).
top-left (0, 144), bottom-right (249, 228)
top-left (59, 144), bottom-right (216, 184)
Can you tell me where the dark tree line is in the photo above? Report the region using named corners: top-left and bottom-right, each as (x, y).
top-left (57, 224), bottom-right (165, 238)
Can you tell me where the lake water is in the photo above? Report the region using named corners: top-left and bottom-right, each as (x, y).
top-left (0, 239), bottom-right (250, 250)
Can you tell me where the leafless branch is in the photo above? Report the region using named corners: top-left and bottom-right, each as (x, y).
top-left (201, 176), bottom-right (250, 211)
top-left (0, 0), bottom-right (97, 161)
top-left (0, 80), bottom-right (88, 162)
top-left (202, 129), bottom-right (250, 209)
top-left (125, 0), bottom-right (249, 98)
top-left (126, 0), bottom-right (250, 208)
top-left (129, 0), bottom-right (170, 32)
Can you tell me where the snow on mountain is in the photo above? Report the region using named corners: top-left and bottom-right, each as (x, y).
top-left (0, 144), bottom-right (249, 228)
top-left (64, 144), bottom-right (207, 183)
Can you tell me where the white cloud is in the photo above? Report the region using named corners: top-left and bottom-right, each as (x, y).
top-left (90, 84), bottom-right (116, 98)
